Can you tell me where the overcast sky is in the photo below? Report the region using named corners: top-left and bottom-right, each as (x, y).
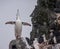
top-left (0, 0), bottom-right (37, 49)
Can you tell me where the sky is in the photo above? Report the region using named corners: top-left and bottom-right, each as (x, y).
top-left (0, 0), bottom-right (37, 49)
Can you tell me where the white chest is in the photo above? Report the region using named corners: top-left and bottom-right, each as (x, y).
top-left (15, 20), bottom-right (22, 34)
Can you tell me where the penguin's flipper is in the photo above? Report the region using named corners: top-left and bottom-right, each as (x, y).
top-left (5, 21), bottom-right (15, 24)
top-left (22, 22), bottom-right (31, 26)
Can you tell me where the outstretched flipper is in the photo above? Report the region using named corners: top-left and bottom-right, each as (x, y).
top-left (5, 21), bottom-right (15, 24)
top-left (22, 22), bottom-right (31, 26)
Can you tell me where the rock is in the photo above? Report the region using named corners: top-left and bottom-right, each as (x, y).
top-left (9, 37), bottom-right (28, 49)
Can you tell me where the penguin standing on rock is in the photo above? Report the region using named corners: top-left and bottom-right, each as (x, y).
top-left (5, 9), bottom-right (31, 39)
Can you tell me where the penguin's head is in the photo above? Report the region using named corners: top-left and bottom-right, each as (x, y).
top-left (16, 9), bottom-right (20, 20)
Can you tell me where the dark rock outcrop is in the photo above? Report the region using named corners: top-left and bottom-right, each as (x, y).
top-left (9, 38), bottom-right (28, 49)
top-left (30, 0), bottom-right (60, 45)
